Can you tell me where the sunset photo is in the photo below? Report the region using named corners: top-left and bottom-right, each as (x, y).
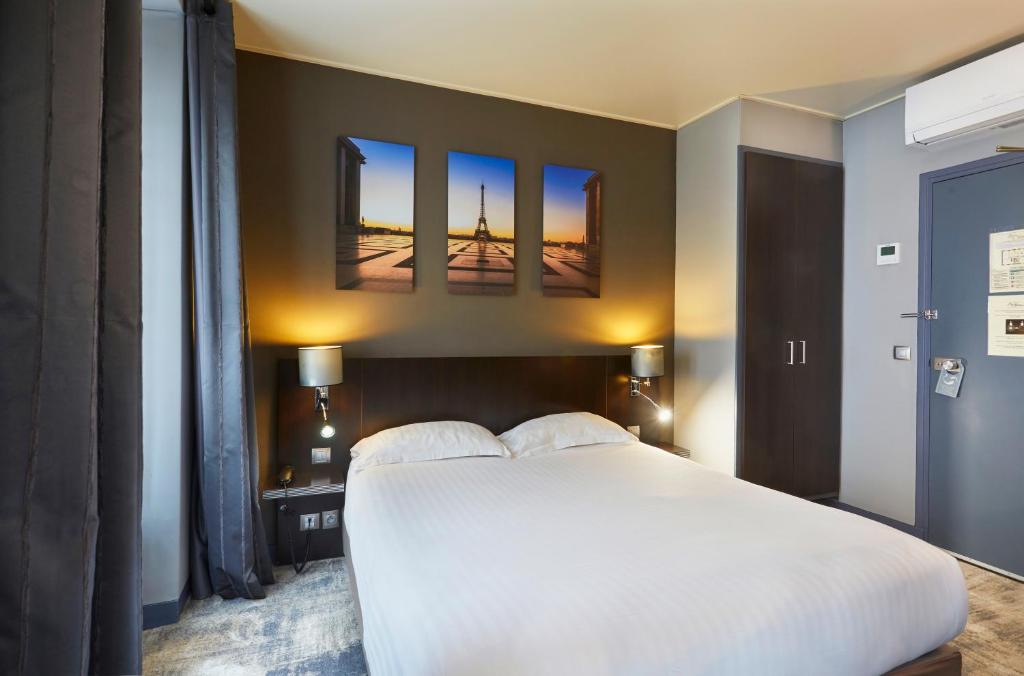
top-left (542, 164), bottom-right (601, 297)
top-left (336, 136), bottom-right (415, 292)
top-left (447, 151), bottom-right (516, 295)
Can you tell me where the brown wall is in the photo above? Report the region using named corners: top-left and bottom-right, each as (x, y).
top-left (236, 51), bottom-right (677, 478)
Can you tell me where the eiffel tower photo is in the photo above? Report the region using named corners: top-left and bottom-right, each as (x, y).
top-left (447, 151), bottom-right (515, 295)
top-left (474, 182), bottom-right (491, 242)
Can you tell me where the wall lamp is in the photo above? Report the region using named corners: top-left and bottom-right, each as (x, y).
top-left (298, 346), bottom-right (343, 439)
top-left (630, 345), bottom-right (672, 423)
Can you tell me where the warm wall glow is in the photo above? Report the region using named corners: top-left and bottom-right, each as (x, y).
top-left (578, 311), bottom-right (666, 347)
top-left (251, 295), bottom-right (379, 346)
top-left (250, 290), bottom-right (673, 358)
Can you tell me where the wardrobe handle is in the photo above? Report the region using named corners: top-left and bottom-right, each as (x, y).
top-left (786, 340), bottom-right (794, 365)
top-left (800, 340), bottom-right (807, 365)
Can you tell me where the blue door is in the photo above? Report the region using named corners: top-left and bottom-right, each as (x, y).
top-left (923, 154), bottom-right (1024, 578)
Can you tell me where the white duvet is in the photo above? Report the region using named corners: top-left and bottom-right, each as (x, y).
top-left (344, 441), bottom-right (967, 676)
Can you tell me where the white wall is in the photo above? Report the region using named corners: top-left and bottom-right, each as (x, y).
top-left (141, 7), bottom-right (189, 607)
top-left (677, 92), bottom-right (1024, 525)
top-left (674, 101), bottom-right (741, 474)
top-left (739, 99), bottom-right (842, 162)
top-left (840, 98), bottom-right (1024, 524)
top-left (674, 100), bottom-right (841, 475)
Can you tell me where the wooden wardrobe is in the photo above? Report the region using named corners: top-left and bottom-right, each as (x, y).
top-left (738, 148), bottom-right (843, 499)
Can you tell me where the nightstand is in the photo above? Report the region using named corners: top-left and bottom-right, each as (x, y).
top-left (262, 481), bottom-right (346, 566)
top-left (654, 442), bottom-right (691, 459)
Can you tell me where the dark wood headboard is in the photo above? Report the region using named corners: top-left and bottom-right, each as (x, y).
top-left (274, 355), bottom-right (669, 486)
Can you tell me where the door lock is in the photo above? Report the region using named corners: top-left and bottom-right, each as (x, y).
top-left (932, 357), bottom-right (963, 372)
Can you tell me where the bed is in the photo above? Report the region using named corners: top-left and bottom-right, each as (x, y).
top-left (279, 355), bottom-right (966, 674)
top-left (343, 439), bottom-right (967, 675)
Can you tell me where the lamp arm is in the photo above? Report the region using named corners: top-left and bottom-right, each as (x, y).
top-left (634, 389), bottom-right (663, 412)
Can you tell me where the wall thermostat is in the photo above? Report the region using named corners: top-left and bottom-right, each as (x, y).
top-left (876, 242), bottom-right (901, 266)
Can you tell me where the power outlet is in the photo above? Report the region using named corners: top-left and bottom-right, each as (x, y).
top-left (627, 425), bottom-right (640, 437)
top-left (299, 513), bottom-right (320, 531)
top-left (321, 509), bottom-right (340, 529)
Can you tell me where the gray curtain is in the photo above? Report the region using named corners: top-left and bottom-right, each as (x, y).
top-left (186, 0), bottom-right (274, 600)
top-left (0, 1), bottom-right (143, 674)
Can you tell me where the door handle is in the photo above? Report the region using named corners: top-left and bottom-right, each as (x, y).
top-left (900, 309), bottom-right (939, 320)
top-left (786, 340), bottom-right (794, 365)
top-left (800, 340), bottom-right (806, 365)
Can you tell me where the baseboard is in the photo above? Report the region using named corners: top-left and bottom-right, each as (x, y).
top-left (143, 582), bottom-right (190, 630)
top-left (825, 503), bottom-right (1024, 580)
top-left (949, 551), bottom-right (1024, 583)
top-left (824, 500), bottom-right (925, 539)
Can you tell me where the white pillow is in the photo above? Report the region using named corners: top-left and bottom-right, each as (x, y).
top-left (498, 412), bottom-right (636, 458)
top-left (349, 421), bottom-right (510, 472)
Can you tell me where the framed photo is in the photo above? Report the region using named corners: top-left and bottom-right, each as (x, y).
top-left (542, 164), bottom-right (601, 297)
top-left (336, 136), bottom-right (415, 292)
top-left (447, 151), bottom-right (516, 295)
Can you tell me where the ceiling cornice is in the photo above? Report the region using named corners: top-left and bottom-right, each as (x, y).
top-left (674, 97), bottom-right (741, 130)
top-left (841, 93), bottom-right (907, 121)
top-left (739, 95), bottom-right (843, 122)
top-left (237, 44), bottom-right (891, 132)
top-left (676, 95), bottom-right (846, 132)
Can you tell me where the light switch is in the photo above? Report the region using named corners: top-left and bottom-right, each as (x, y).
top-left (311, 447), bottom-right (331, 464)
top-left (893, 346), bottom-right (912, 361)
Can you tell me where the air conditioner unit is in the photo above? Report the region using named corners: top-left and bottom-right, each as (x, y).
top-left (905, 42), bottom-right (1024, 147)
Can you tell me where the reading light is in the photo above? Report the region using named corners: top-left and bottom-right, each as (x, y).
top-left (298, 346), bottom-right (343, 439)
top-left (629, 345), bottom-right (672, 424)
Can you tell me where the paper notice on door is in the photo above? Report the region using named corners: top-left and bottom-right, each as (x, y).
top-left (988, 294), bottom-right (1024, 357)
top-left (989, 228), bottom-right (1024, 293)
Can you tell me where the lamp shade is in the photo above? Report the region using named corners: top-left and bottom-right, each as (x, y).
top-left (298, 346), bottom-right (343, 386)
top-left (630, 345), bottom-right (664, 378)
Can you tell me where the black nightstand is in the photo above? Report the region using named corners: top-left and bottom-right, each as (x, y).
top-left (262, 481), bottom-right (346, 566)
top-left (654, 442), bottom-right (691, 459)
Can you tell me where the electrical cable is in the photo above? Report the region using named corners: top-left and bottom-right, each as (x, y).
top-left (280, 480), bottom-right (313, 574)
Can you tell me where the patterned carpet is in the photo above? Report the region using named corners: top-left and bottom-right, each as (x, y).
top-left (954, 562), bottom-right (1024, 675)
top-left (143, 558), bottom-right (1023, 675)
top-left (143, 559), bottom-right (366, 675)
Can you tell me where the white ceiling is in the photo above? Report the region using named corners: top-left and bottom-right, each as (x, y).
top-left (233, 0), bottom-right (1024, 129)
